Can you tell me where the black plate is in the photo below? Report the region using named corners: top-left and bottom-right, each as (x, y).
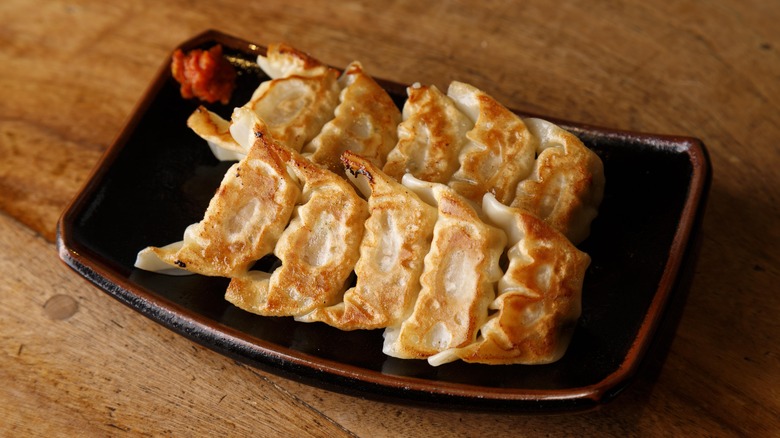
top-left (57, 30), bottom-right (711, 413)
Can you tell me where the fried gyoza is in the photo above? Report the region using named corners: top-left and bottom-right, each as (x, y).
top-left (447, 81), bottom-right (536, 205)
top-left (296, 152), bottom-right (438, 329)
top-left (187, 43), bottom-right (341, 160)
top-left (302, 62), bottom-right (401, 175)
top-left (428, 194), bottom-right (590, 366)
top-left (383, 81), bottom-right (604, 244)
top-left (135, 42), bottom-right (606, 367)
top-left (134, 113), bottom-right (300, 277)
top-left (383, 84), bottom-right (472, 183)
top-left (511, 118), bottom-right (605, 244)
top-left (225, 145), bottom-right (369, 317)
top-left (382, 177), bottom-right (506, 359)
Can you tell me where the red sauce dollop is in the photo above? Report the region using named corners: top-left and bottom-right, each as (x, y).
top-left (171, 45), bottom-right (236, 104)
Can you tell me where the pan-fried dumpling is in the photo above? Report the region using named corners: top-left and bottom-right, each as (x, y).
top-left (186, 106), bottom-right (243, 161)
top-left (188, 43), bottom-right (341, 160)
top-left (296, 152), bottom-right (438, 329)
top-left (225, 144), bottom-right (369, 316)
top-left (511, 118), bottom-right (605, 244)
top-left (383, 84), bottom-right (472, 183)
top-left (134, 113), bottom-right (300, 277)
top-left (302, 62), bottom-right (401, 175)
top-left (382, 177), bottom-right (506, 359)
top-left (428, 194), bottom-right (590, 366)
top-left (447, 81), bottom-right (536, 205)
top-left (255, 42), bottom-right (332, 80)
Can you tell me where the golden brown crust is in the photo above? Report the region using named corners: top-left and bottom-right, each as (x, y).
top-left (225, 143), bottom-right (368, 317)
top-left (383, 84), bottom-right (472, 183)
top-left (428, 199), bottom-right (589, 366)
top-left (296, 152), bottom-right (437, 329)
top-left (447, 81), bottom-right (536, 205)
top-left (511, 118), bottom-right (605, 244)
top-left (383, 180), bottom-right (506, 359)
top-left (144, 122), bottom-right (300, 277)
top-left (246, 71), bottom-right (341, 152)
top-left (272, 42), bottom-right (326, 72)
top-left (303, 62), bottom-right (401, 176)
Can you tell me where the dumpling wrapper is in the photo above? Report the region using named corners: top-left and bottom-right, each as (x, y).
top-left (428, 194), bottom-right (590, 366)
top-left (382, 176), bottom-right (506, 359)
top-left (255, 42), bottom-right (332, 80)
top-left (383, 83), bottom-right (472, 183)
top-left (296, 152), bottom-right (438, 329)
top-left (302, 62), bottom-right (401, 175)
top-left (511, 118), bottom-right (605, 244)
top-left (134, 112), bottom-right (300, 277)
top-left (187, 42), bottom-right (341, 160)
top-left (225, 144), bottom-right (369, 317)
top-left (447, 81), bottom-right (536, 205)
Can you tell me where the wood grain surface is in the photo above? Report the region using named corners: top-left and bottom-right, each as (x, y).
top-left (2, 0), bottom-right (779, 436)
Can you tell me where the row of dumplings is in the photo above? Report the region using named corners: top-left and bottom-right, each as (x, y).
top-left (135, 44), bottom-right (605, 365)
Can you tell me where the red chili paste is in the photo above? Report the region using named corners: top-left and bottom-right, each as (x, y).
top-left (171, 45), bottom-right (236, 104)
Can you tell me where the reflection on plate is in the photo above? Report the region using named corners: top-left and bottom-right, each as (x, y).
top-left (57, 30), bottom-right (710, 412)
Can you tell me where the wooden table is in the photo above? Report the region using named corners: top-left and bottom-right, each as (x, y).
top-left (2, 0), bottom-right (778, 436)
